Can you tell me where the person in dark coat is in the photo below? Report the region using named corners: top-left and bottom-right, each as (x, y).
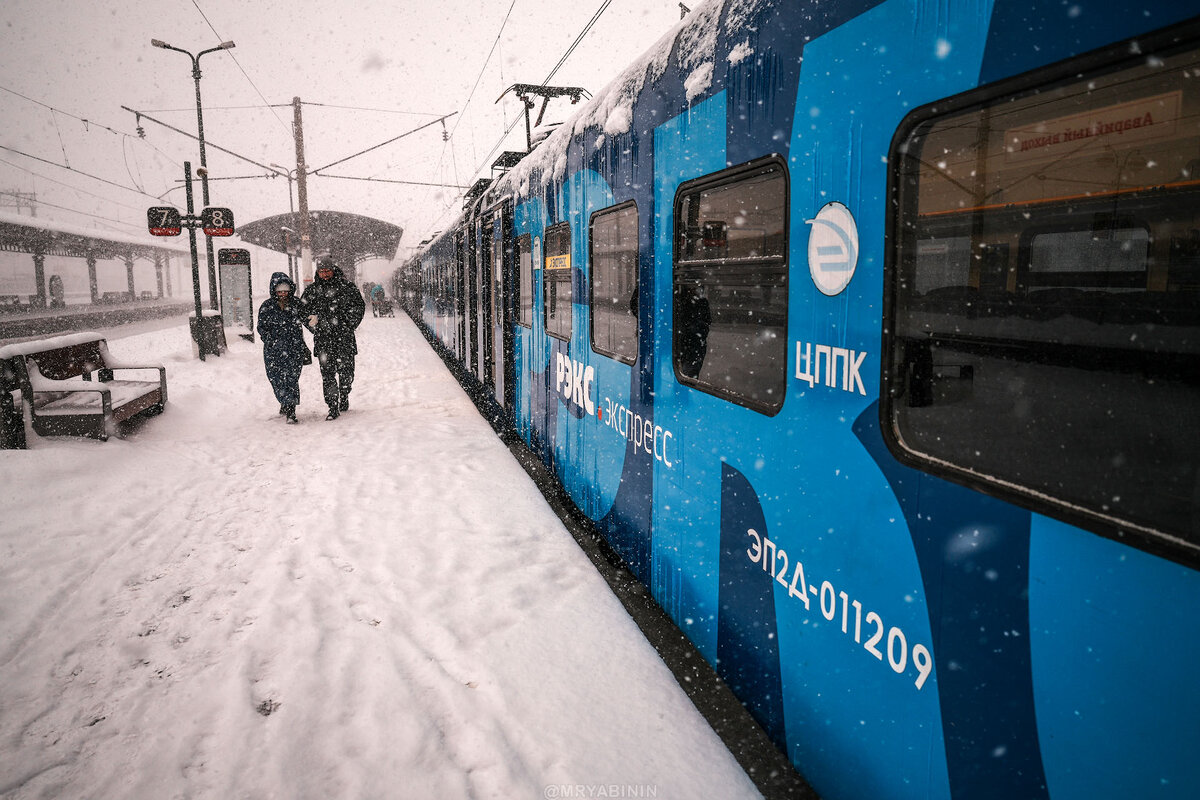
top-left (674, 281), bottom-right (712, 380)
top-left (301, 255), bottom-right (365, 420)
top-left (256, 272), bottom-right (312, 424)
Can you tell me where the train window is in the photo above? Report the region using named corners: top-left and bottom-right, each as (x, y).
top-left (672, 157), bottom-right (788, 414)
top-left (517, 234), bottom-right (532, 328)
top-left (544, 223), bottom-right (572, 341)
top-left (887, 38), bottom-right (1200, 553)
top-left (589, 201), bottom-right (638, 363)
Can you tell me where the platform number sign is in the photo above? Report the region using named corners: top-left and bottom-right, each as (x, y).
top-left (147, 206), bottom-right (182, 236)
top-left (202, 207), bottom-right (235, 237)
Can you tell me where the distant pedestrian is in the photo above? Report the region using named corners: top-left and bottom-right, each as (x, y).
top-left (302, 255), bottom-right (365, 420)
top-left (256, 272), bottom-right (312, 424)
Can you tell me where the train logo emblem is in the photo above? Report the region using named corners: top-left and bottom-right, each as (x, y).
top-left (806, 201), bottom-right (858, 296)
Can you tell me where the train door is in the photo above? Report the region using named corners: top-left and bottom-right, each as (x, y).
top-left (471, 218), bottom-right (485, 385)
top-left (489, 204), bottom-right (512, 412)
top-left (650, 111), bottom-right (794, 745)
top-left (456, 232), bottom-right (467, 363)
top-left (500, 202), bottom-right (516, 418)
top-left (531, 231), bottom-right (549, 457)
top-left (513, 224), bottom-right (535, 442)
top-left (480, 217), bottom-right (495, 389)
top-left (466, 220), bottom-right (479, 377)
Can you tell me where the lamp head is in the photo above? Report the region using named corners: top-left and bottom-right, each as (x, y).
top-left (218, 41), bottom-right (236, 50)
top-left (151, 39), bottom-right (170, 49)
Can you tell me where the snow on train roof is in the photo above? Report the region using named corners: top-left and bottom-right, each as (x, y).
top-left (496, 0), bottom-right (757, 198)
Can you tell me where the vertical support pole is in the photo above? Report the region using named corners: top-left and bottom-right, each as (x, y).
top-left (185, 161), bottom-right (205, 361)
top-left (125, 254), bottom-right (136, 299)
top-left (194, 64), bottom-right (219, 311)
top-left (155, 254), bottom-right (165, 298)
top-left (32, 251), bottom-right (46, 308)
top-left (524, 97), bottom-right (534, 152)
top-left (294, 96), bottom-right (312, 285)
top-left (87, 252), bottom-right (99, 304)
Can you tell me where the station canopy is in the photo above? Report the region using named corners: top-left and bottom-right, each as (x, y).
top-left (0, 210), bottom-right (187, 260)
top-left (237, 211), bottom-right (403, 286)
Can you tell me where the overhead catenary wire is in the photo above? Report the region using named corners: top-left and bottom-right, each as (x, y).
top-left (1, 84), bottom-right (133, 138)
top-left (435, 0), bottom-right (619, 223)
top-left (319, 174), bottom-right (472, 189)
top-left (120, 106), bottom-right (286, 176)
top-left (446, 0), bottom-right (521, 144)
top-left (0, 161), bottom-right (161, 233)
top-left (50, 111), bottom-right (71, 168)
top-left (309, 113), bottom-right (458, 174)
top-left (469, 0), bottom-right (615, 175)
top-left (0, 83), bottom-right (183, 171)
top-left (539, 0), bottom-right (614, 87)
top-left (142, 102), bottom-right (447, 115)
top-left (0, 143), bottom-right (170, 202)
top-left (301, 102), bottom-right (448, 116)
top-left (5, 194), bottom-right (148, 233)
top-left (188, 0), bottom-right (291, 140)
top-left (122, 135), bottom-right (146, 193)
top-left (421, 0), bottom-right (521, 228)
top-left (0, 156), bottom-right (155, 215)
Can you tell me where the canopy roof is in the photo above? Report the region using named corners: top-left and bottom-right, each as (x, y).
top-left (0, 210), bottom-right (188, 260)
top-left (237, 211), bottom-right (403, 273)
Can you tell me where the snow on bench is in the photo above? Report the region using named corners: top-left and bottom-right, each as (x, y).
top-left (0, 332), bottom-right (167, 445)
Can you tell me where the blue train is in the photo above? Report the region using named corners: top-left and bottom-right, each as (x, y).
top-left (395, 1), bottom-right (1200, 797)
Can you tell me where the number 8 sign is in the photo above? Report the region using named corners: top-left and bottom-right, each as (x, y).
top-left (202, 207), bottom-right (235, 236)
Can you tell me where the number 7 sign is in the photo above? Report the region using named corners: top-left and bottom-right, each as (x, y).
top-left (147, 206), bottom-right (182, 236)
top-left (202, 207), bottom-right (235, 236)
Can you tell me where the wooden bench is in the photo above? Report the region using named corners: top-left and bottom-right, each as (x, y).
top-left (0, 333), bottom-right (167, 445)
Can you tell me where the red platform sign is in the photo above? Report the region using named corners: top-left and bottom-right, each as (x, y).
top-left (202, 207), bottom-right (235, 237)
top-left (147, 206), bottom-right (182, 236)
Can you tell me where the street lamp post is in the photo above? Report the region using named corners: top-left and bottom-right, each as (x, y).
top-left (280, 225), bottom-right (297, 283)
top-left (151, 37), bottom-right (235, 311)
top-left (269, 163), bottom-right (296, 215)
top-left (270, 164), bottom-right (298, 283)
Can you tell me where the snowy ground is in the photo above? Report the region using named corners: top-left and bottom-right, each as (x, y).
top-left (0, 313), bottom-right (761, 800)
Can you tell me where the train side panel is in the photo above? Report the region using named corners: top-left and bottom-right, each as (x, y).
top-left (412, 1), bottom-right (1200, 798)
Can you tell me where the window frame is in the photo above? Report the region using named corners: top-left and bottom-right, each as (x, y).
top-left (543, 222), bottom-right (573, 342)
top-left (588, 200), bottom-right (640, 364)
top-left (882, 19), bottom-right (1200, 566)
top-left (516, 233), bottom-right (533, 328)
top-left (671, 155), bottom-right (790, 416)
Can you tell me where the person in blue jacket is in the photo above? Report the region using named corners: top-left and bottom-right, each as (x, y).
top-left (256, 272), bottom-right (312, 423)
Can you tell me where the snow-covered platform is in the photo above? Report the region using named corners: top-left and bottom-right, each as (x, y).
top-left (0, 314), bottom-right (803, 799)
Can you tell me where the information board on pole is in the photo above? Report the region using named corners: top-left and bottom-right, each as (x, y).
top-left (218, 248), bottom-right (254, 342)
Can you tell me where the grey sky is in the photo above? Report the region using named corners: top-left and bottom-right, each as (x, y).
top-left (0, 0), bottom-right (684, 283)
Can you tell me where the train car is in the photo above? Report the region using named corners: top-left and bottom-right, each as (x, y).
top-left (403, 1), bottom-right (1200, 797)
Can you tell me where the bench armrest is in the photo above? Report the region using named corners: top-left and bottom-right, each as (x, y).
top-left (96, 364), bottom-right (167, 406)
top-left (27, 359), bottom-right (112, 397)
top-left (97, 342), bottom-right (167, 405)
top-left (97, 341), bottom-right (163, 372)
top-left (100, 359), bottom-right (165, 371)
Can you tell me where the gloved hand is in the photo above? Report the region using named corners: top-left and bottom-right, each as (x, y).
top-left (308, 315), bottom-right (318, 327)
